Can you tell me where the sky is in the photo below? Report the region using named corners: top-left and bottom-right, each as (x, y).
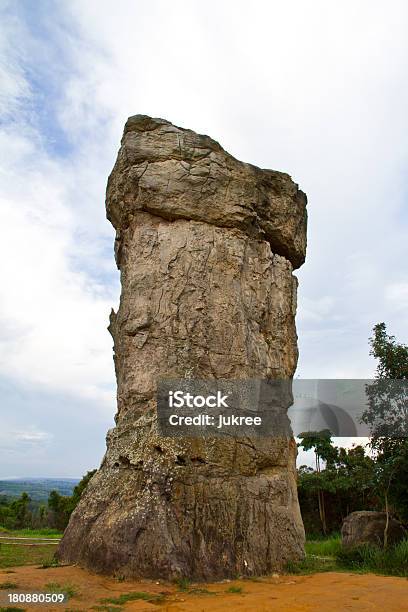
top-left (0, 0), bottom-right (407, 477)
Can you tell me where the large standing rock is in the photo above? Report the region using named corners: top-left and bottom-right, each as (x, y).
top-left (341, 511), bottom-right (406, 548)
top-left (57, 115), bottom-right (307, 580)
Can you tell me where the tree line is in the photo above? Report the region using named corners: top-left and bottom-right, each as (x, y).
top-left (0, 470), bottom-right (96, 531)
top-left (298, 323), bottom-right (408, 537)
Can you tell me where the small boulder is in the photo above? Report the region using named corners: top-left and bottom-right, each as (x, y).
top-left (341, 511), bottom-right (406, 548)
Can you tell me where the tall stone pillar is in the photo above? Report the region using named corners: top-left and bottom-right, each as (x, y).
top-left (57, 115), bottom-right (307, 580)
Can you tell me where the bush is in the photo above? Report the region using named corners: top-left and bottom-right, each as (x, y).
top-left (336, 539), bottom-right (408, 577)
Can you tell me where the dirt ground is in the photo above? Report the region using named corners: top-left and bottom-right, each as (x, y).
top-left (1, 565), bottom-right (408, 611)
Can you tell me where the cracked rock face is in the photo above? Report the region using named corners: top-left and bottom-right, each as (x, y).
top-left (57, 115), bottom-right (307, 580)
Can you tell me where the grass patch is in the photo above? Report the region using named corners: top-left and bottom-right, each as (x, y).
top-left (0, 528), bottom-right (61, 539)
top-left (285, 535), bottom-right (342, 575)
top-left (187, 588), bottom-right (217, 596)
top-left (175, 577), bottom-right (190, 591)
top-left (285, 555), bottom-right (338, 575)
top-left (45, 582), bottom-right (79, 599)
top-left (287, 535), bottom-right (408, 577)
top-left (38, 558), bottom-right (60, 569)
top-left (305, 535), bottom-right (342, 558)
top-left (114, 575), bottom-right (125, 582)
top-left (226, 585), bottom-right (243, 594)
top-left (0, 582), bottom-right (18, 589)
top-left (0, 608), bottom-right (26, 611)
top-left (0, 543), bottom-right (58, 569)
top-left (99, 592), bottom-right (164, 605)
top-left (91, 607), bottom-right (123, 612)
top-left (286, 534), bottom-right (342, 574)
top-left (336, 539), bottom-right (408, 577)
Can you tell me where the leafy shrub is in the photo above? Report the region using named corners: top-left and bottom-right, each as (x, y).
top-left (336, 539), bottom-right (408, 577)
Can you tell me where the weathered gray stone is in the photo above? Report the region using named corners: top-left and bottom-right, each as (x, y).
top-left (57, 115), bottom-right (307, 580)
top-left (107, 115), bottom-right (307, 269)
top-left (341, 511), bottom-right (406, 548)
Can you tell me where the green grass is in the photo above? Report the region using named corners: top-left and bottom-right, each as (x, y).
top-left (305, 535), bottom-right (342, 558)
top-left (91, 607), bottom-right (124, 612)
top-left (226, 585), bottom-right (243, 594)
top-left (0, 607), bottom-right (26, 611)
top-left (0, 582), bottom-right (18, 590)
top-left (187, 588), bottom-right (217, 596)
top-left (45, 582), bottom-right (79, 599)
top-left (286, 535), bottom-right (408, 577)
top-left (285, 556), bottom-right (338, 574)
top-left (91, 606), bottom-right (124, 612)
top-left (38, 558), bottom-right (61, 569)
top-left (175, 577), bottom-right (190, 591)
top-left (336, 539), bottom-right (408, 577)
top-left (0, 528), bottom-right (62, 538)
top-left (0, 543), bottom-right (57, 569)
top-left (175, 577), bottom-right (217, 596)
top-left (99, 592), bottom-right (164, 605)
top-left (114, 575), bottom-right (125, 582)
top-left (0, 527), bottom-right (62, 569)
top-left (285, 534), bottom-right (342, 574)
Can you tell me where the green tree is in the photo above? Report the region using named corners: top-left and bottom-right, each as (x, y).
top-left (369, 323), bottom-right (408, 379)
top-left (48, 490), bottom-right (69, 530)
top-left (48, 469), bottom-right (97, 530)
top-left (298, 430), bottom-right (339, 534)
top-left (70, 469), bottom-right (97, 510)
top-left (362, 323), bottom-right (408, 545)
top-left (10, 492), bottom-right (32, 528)
top-left (297, 436), bottom-right (376, 535)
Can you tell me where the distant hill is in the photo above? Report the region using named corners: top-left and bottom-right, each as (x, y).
top-left (0, 478), bottom-right (80, 501)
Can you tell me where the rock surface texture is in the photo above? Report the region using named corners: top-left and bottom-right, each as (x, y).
top-left (57, 115), bottom-right (307, 580)
top-left (341, 511), bottom-right (406, 548)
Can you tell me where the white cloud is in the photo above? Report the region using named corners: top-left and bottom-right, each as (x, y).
top-left (13, 429), bottom-right (52, 443)
top-left (0, 11), bottom-right (118, 411)
top-left (1, 0), bottom-right (408, 475)
top-left (0, 134), bottom-right (117, 408)
top-left (0, 426), bottom-right (51, 446)
top-left (61, 0), bottom-right (408, 378)
top-left (0, 6), bottom-right (31, 117)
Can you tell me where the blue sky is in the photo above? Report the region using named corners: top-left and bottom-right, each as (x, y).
top-left (0, 0), bottom-right (407, 477)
